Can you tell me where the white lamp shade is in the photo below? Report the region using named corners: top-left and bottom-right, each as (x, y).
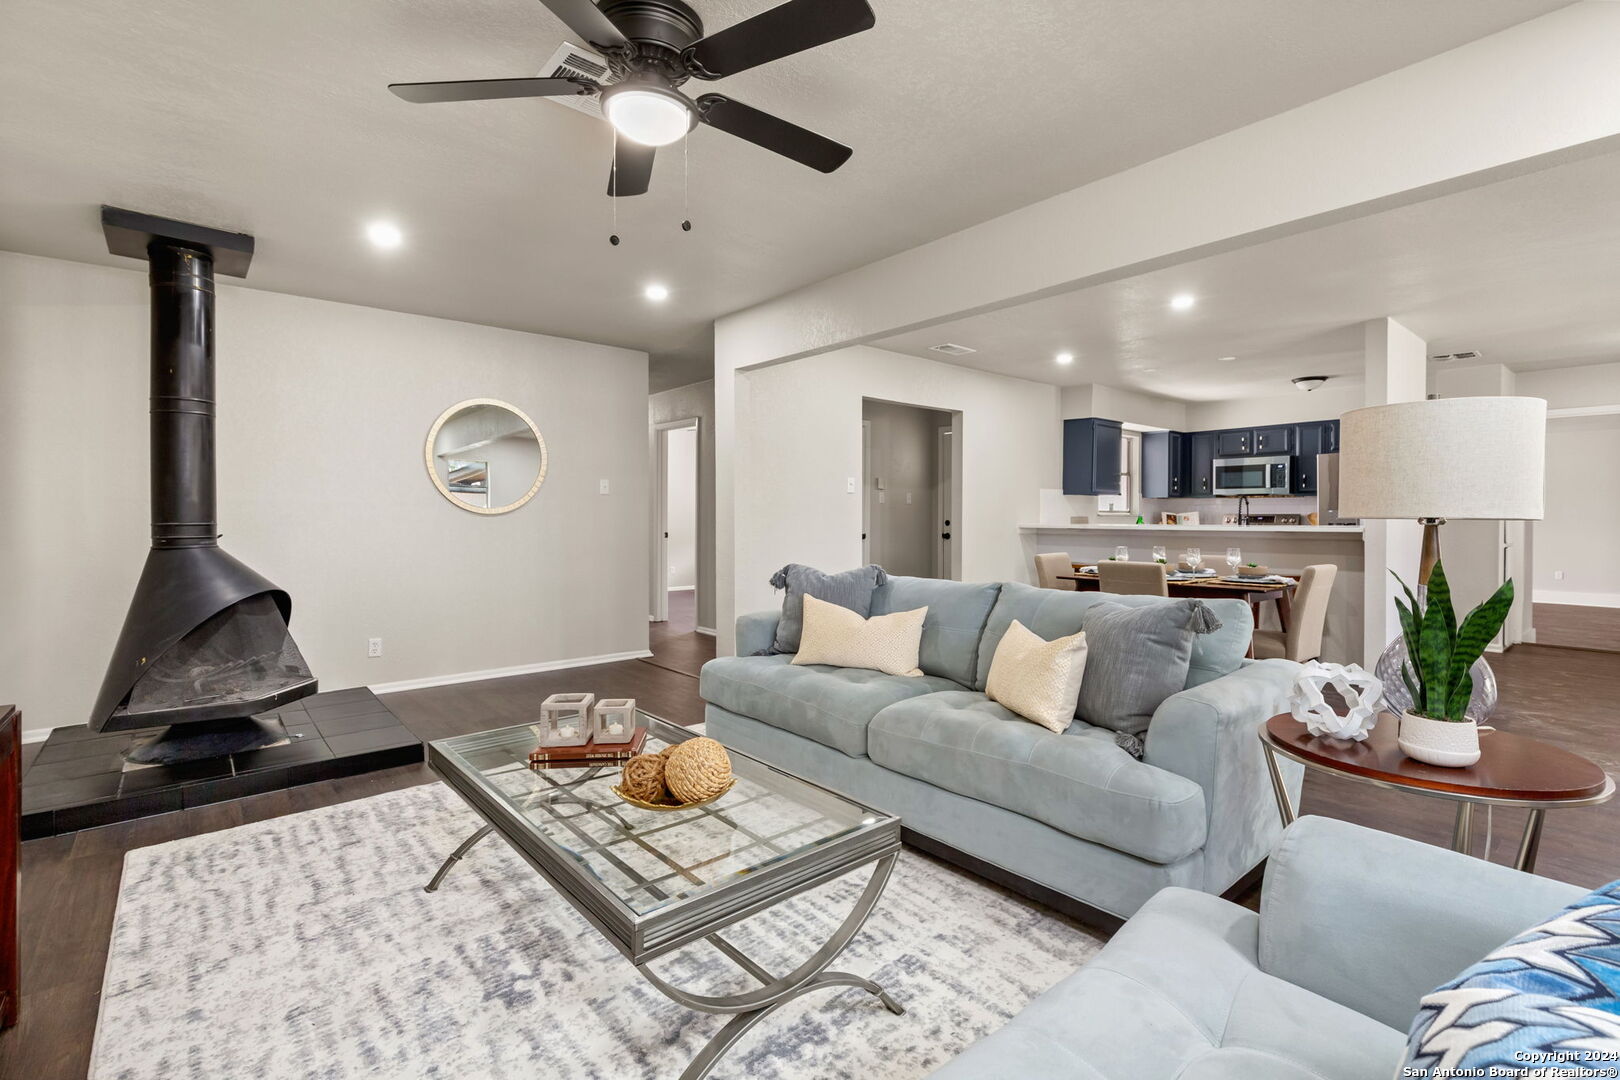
top-left (1338, 396), bottom-right (1546, 520)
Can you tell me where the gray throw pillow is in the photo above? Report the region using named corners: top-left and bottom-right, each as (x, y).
top-left (766, 564), bottom-right (889, 655)
top-left (1076, 600), bottom-right (1223, 737)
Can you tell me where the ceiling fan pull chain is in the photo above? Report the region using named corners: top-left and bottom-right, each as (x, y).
top-left (609, 128), bottom-right (621, 246)
top-left (681, 134), bottom-right (692, 233)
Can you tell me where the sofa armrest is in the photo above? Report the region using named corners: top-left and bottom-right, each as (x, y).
top-left (1259, 815), bottom-right (1586, 1031)
top-left (1144, 658), bottom-right (1301, 894)
top-left (735, 610), bottom-right (781, 657)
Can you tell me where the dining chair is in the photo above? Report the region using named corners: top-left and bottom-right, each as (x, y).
top-left (1253, 564), bottom-right (1338, 661)
top-left (1097, 560), bottom-right (1169, 596)
top-left (1034, 552), bottom-right (1073, 590)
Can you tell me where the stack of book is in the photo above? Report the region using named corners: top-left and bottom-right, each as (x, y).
top-left (527, 727), bottom-right (649, 769)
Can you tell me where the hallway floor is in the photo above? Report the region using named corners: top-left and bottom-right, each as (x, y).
top-left (1533, 602), bottom-right (1620, 653)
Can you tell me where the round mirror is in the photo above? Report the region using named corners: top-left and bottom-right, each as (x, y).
top-left (425, 399), bottom-right (548, 515)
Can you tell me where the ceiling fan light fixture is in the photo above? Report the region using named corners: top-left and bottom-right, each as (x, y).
top-left (1292, 375), bottom-right (1329, 392)
top-left (602, 84), bottom-right (694, 147)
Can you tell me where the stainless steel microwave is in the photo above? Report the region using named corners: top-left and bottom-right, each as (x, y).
top-left (1213, 455), bottom-right (1291, 496)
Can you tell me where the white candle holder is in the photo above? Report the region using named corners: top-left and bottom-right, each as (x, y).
top-left (592, 698), bottom-right (638, 746)
top-left (539, 692), bottom-right (594, 747)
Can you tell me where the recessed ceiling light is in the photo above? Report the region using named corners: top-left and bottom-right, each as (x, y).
top-left (364, 221), bottom-right (404, 250)
top-left (1143, 368), bottom-right (1158, 374)
top-left (1055, 351), bottom-right (1075, 366)
top-left (1169, 293), bottom-right (1196, 312)
top-left (1218, 355), bottom-right (1237, 363)
top-left (643, 283), bottom-right (670, 302)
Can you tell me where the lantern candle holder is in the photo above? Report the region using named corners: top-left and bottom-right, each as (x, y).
top-left (538, 692), bottom-right (594, 747)
top-left (593, 698), bottom-right (638, 746)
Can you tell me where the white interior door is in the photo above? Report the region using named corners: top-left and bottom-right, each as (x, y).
top-left (936, 425), bottom-right (954, 578)
top-left (861, 420), bottom-right (873, 565)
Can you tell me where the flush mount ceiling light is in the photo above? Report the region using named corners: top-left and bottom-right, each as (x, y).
top-left (602, 82), bottom-right (696, 147)
top-left (1169, 293), bottom-right (1197, 312)
top-left (365, 221), bottom-right (404, 249)
top-left (1055, 351), bottom-right (1075, 366)
top-left (1292, 375), bottom-right (1329, 392)
top-left (643, 282), bottom-right (671, 302)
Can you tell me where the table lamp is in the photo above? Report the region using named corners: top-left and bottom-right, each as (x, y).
top-left (1338, 395), bottom-right (1546, 729)
top-left (1338, 396), bottom-right (1546, 586)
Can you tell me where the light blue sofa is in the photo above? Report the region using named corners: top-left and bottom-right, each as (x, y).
top-left (929, 815), bottom-right (1585, 1079)
top-left (700, 576), bottom-right (1306, 923)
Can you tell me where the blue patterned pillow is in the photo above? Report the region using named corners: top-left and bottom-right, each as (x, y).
top-left (1404, 880), bottom-right (1620, 1075)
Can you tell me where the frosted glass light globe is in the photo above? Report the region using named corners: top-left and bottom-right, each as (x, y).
top-left (605, 89), bottom-right (691, 147)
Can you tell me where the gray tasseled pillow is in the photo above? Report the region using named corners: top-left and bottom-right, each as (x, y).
top-left (765, 564), bottom-right (889, 655)
top-left (1076, 600), bottom-right (1223, 737)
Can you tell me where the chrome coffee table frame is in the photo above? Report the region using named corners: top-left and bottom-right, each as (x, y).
top-left (425, 717), bottom-right (903, 1080)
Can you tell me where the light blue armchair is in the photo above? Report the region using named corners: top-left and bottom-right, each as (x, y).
top-left (929, 815), bottom-right (1584, 1079)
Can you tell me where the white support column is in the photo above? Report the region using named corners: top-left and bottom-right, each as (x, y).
top-left (1360, 318), bottom-right (1428, 665)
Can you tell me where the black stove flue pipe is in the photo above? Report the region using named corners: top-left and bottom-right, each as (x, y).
top-left (148, 239), bottom-right (219, 550)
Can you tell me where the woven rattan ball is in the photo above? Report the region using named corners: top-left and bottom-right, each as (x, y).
top-left (658, 743), bottom-right (680, 758)
top-left (620, 753), bottom-right (668, 803)
top-left (664, 737), bottom-right (733, 803)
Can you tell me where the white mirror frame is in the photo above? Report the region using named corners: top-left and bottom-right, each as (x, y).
top-left (424, 398), bottom-right (549, 515)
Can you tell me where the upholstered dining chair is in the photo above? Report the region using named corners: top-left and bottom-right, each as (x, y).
top-left (1034, 552), bottom-right (1074, 590)
top-left (1253, 564), bottom-right (1338, 661)
top-left (1097, 560), bottom-right (1169, 596)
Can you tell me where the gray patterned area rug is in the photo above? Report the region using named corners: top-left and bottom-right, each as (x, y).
top-left (91, 783), bottom-right (1103, 1080)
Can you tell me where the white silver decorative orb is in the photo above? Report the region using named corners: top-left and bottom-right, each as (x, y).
top-left (1374, 637), bottom-right (1497, 723)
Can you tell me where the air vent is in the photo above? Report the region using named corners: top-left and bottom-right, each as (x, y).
top-left (928, 343), bottom-right (977, 356)
top-left (539, 42), bottom-right (608, 118)
top-left (1430, 350), bottom-right (1482, 362)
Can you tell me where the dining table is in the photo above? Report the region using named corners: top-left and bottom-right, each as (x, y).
top-left (1058, 564), bottom-right (1296, 658)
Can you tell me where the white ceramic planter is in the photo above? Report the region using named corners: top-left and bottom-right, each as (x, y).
top-left (1398, 710), bottom-right (1481, 768)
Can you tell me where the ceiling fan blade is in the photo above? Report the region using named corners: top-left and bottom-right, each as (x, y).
top-left (389, 77), bottom-right (595, 103)
top-left (608, 142), bottom-right (655, 196)
top-left (535, 0), bottom-right (627, 48)
top-left (685, 0), bottom-right (874, 79)
top-left (696, 94), bottom-right (851, 173)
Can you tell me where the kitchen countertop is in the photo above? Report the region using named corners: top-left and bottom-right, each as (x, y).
top-left (1019, 523), bottom-right (1363, 535)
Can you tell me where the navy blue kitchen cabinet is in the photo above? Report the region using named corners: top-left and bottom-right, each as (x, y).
top-left (1141, 430), bottom-right (1188, 498)
top-left (1188, 432), bottom-right (1218, 496)
top-left (1252, 425), bottom-right (1293, 454)
top-left (1063, 418), bottom-right (1124, 495)
top-left (1215, 429), bottom-right (1253, 456)
top-left (1294, 419), bottom-right (1341, 457)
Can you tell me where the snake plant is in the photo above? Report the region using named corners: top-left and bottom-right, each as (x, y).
top-left (1392, 560), bottom-right (1514, 722)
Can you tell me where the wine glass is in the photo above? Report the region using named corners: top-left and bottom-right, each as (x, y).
top-left (1152, 545), bottom-right (1167, 565)
top-left (1226, 547), bottom-right (1242, 574)
top-left (1184, 548), bottom-right (1202, 572)
top-left (1113, 545), bottom-right (1130, 562)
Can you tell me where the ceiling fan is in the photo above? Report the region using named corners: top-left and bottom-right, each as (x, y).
top-left (389, 0), bottom-right (876, 197)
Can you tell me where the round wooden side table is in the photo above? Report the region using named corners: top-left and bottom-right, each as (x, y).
top-left (1259, 713), bottom-right (1614, 872)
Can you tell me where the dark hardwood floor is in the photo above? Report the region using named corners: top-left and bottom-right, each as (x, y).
top-left (1534, 602), bottom-right (1620, 653)
top-left (641, 589), bottom-right (716, 678)
top-left (3, 633), bottom-right (1614, 1078)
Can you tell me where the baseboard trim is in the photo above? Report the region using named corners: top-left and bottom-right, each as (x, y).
top-left (369, 650), bottom-right (654, 695)
top-left (22, 726), bottom-right (55, 745)
top-left (695, 626), bottom-right (717, 637)
top-left (1535, 590), bottom-right (1620, 609)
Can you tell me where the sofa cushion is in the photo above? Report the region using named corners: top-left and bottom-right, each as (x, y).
top-left (793, 594), bottom-right (928, 675)
top-left (870, 576), bottom-right (1002, 689)
top-left (974, 582), bottom-right (1252, 691)
top-left (767, 563), bottom-right (887, 654)
top-left (1076, 600), bottom-right (1224, 737)
top-left (927, 888), bottom-right (1406, 1080)
top-left (698, 654), bottom-right (962, 758)
top-left (867, 691), bottom-right (1207, 863)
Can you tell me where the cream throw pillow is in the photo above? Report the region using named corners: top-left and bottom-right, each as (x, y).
top-left (985, 620), bottom-right (1089, 733)
top-left (792, 594), bottom-right (928, 676)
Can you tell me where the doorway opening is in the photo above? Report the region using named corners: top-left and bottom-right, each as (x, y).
top-left (653, 418), bottom-right (700, 631)
top-left (1527, 410), bottom-right (1620, 653)
top-left (861, 399), bottom-right (961, 579)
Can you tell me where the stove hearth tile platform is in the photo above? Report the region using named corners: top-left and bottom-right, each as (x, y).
top-left (21, 688), bottom-right (421, 839)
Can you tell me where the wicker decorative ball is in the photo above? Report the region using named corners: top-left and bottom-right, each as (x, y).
top-left (663, 737), bottom-right (733, 804)
top-left (619, 753), bottom-right (668, 804)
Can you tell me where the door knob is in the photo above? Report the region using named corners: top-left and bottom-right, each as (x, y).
top-left (941, 532), bottom-right (951, 540)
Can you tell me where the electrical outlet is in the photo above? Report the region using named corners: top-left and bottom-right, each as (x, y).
top-left (1554, 569), bottom-right (1565, 581)
top-left (368, 637), bottom-right (383, 658)
top-left (599, 479), bottom-right (610, 495)
top-left (846, 477), bottom-right (856, 494)
top-left (905, 491), bottom-right (913, 505)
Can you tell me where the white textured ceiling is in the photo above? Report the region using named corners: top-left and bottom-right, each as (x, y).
top-left (0, 0), bottom-right (1566, 390)
top-left (874, 148), bottom-right (1620, 400)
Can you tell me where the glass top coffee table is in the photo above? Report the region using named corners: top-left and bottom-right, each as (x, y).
top-left (425, 712), bottom-right (903, 1080)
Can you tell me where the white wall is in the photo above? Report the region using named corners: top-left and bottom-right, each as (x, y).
top-left (1535, 413), bottom-right (1620, 606)
top-left (1517, 361), bottom-right (1620, 409)
top-left (1183, 382), bottom-right (1364, 430)
top-left (0, 251), bottom-right (650, 737)
top-left (862, 399), bottom-right (950, 577)
top-left (733, 346), bottom-right (1057, 621)
top-left (665, 425), bottom-right (698, 590)
top-left (649, 379), bottom-right (716, 630)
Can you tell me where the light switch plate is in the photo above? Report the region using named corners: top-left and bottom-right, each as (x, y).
top-left (599, 479), bottom-right (610, 495)
top-left (846, 477), bottom-right (856, 494)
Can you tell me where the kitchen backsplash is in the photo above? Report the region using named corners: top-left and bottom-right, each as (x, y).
top-left (1142, 496), bottom-right (1320, 523)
